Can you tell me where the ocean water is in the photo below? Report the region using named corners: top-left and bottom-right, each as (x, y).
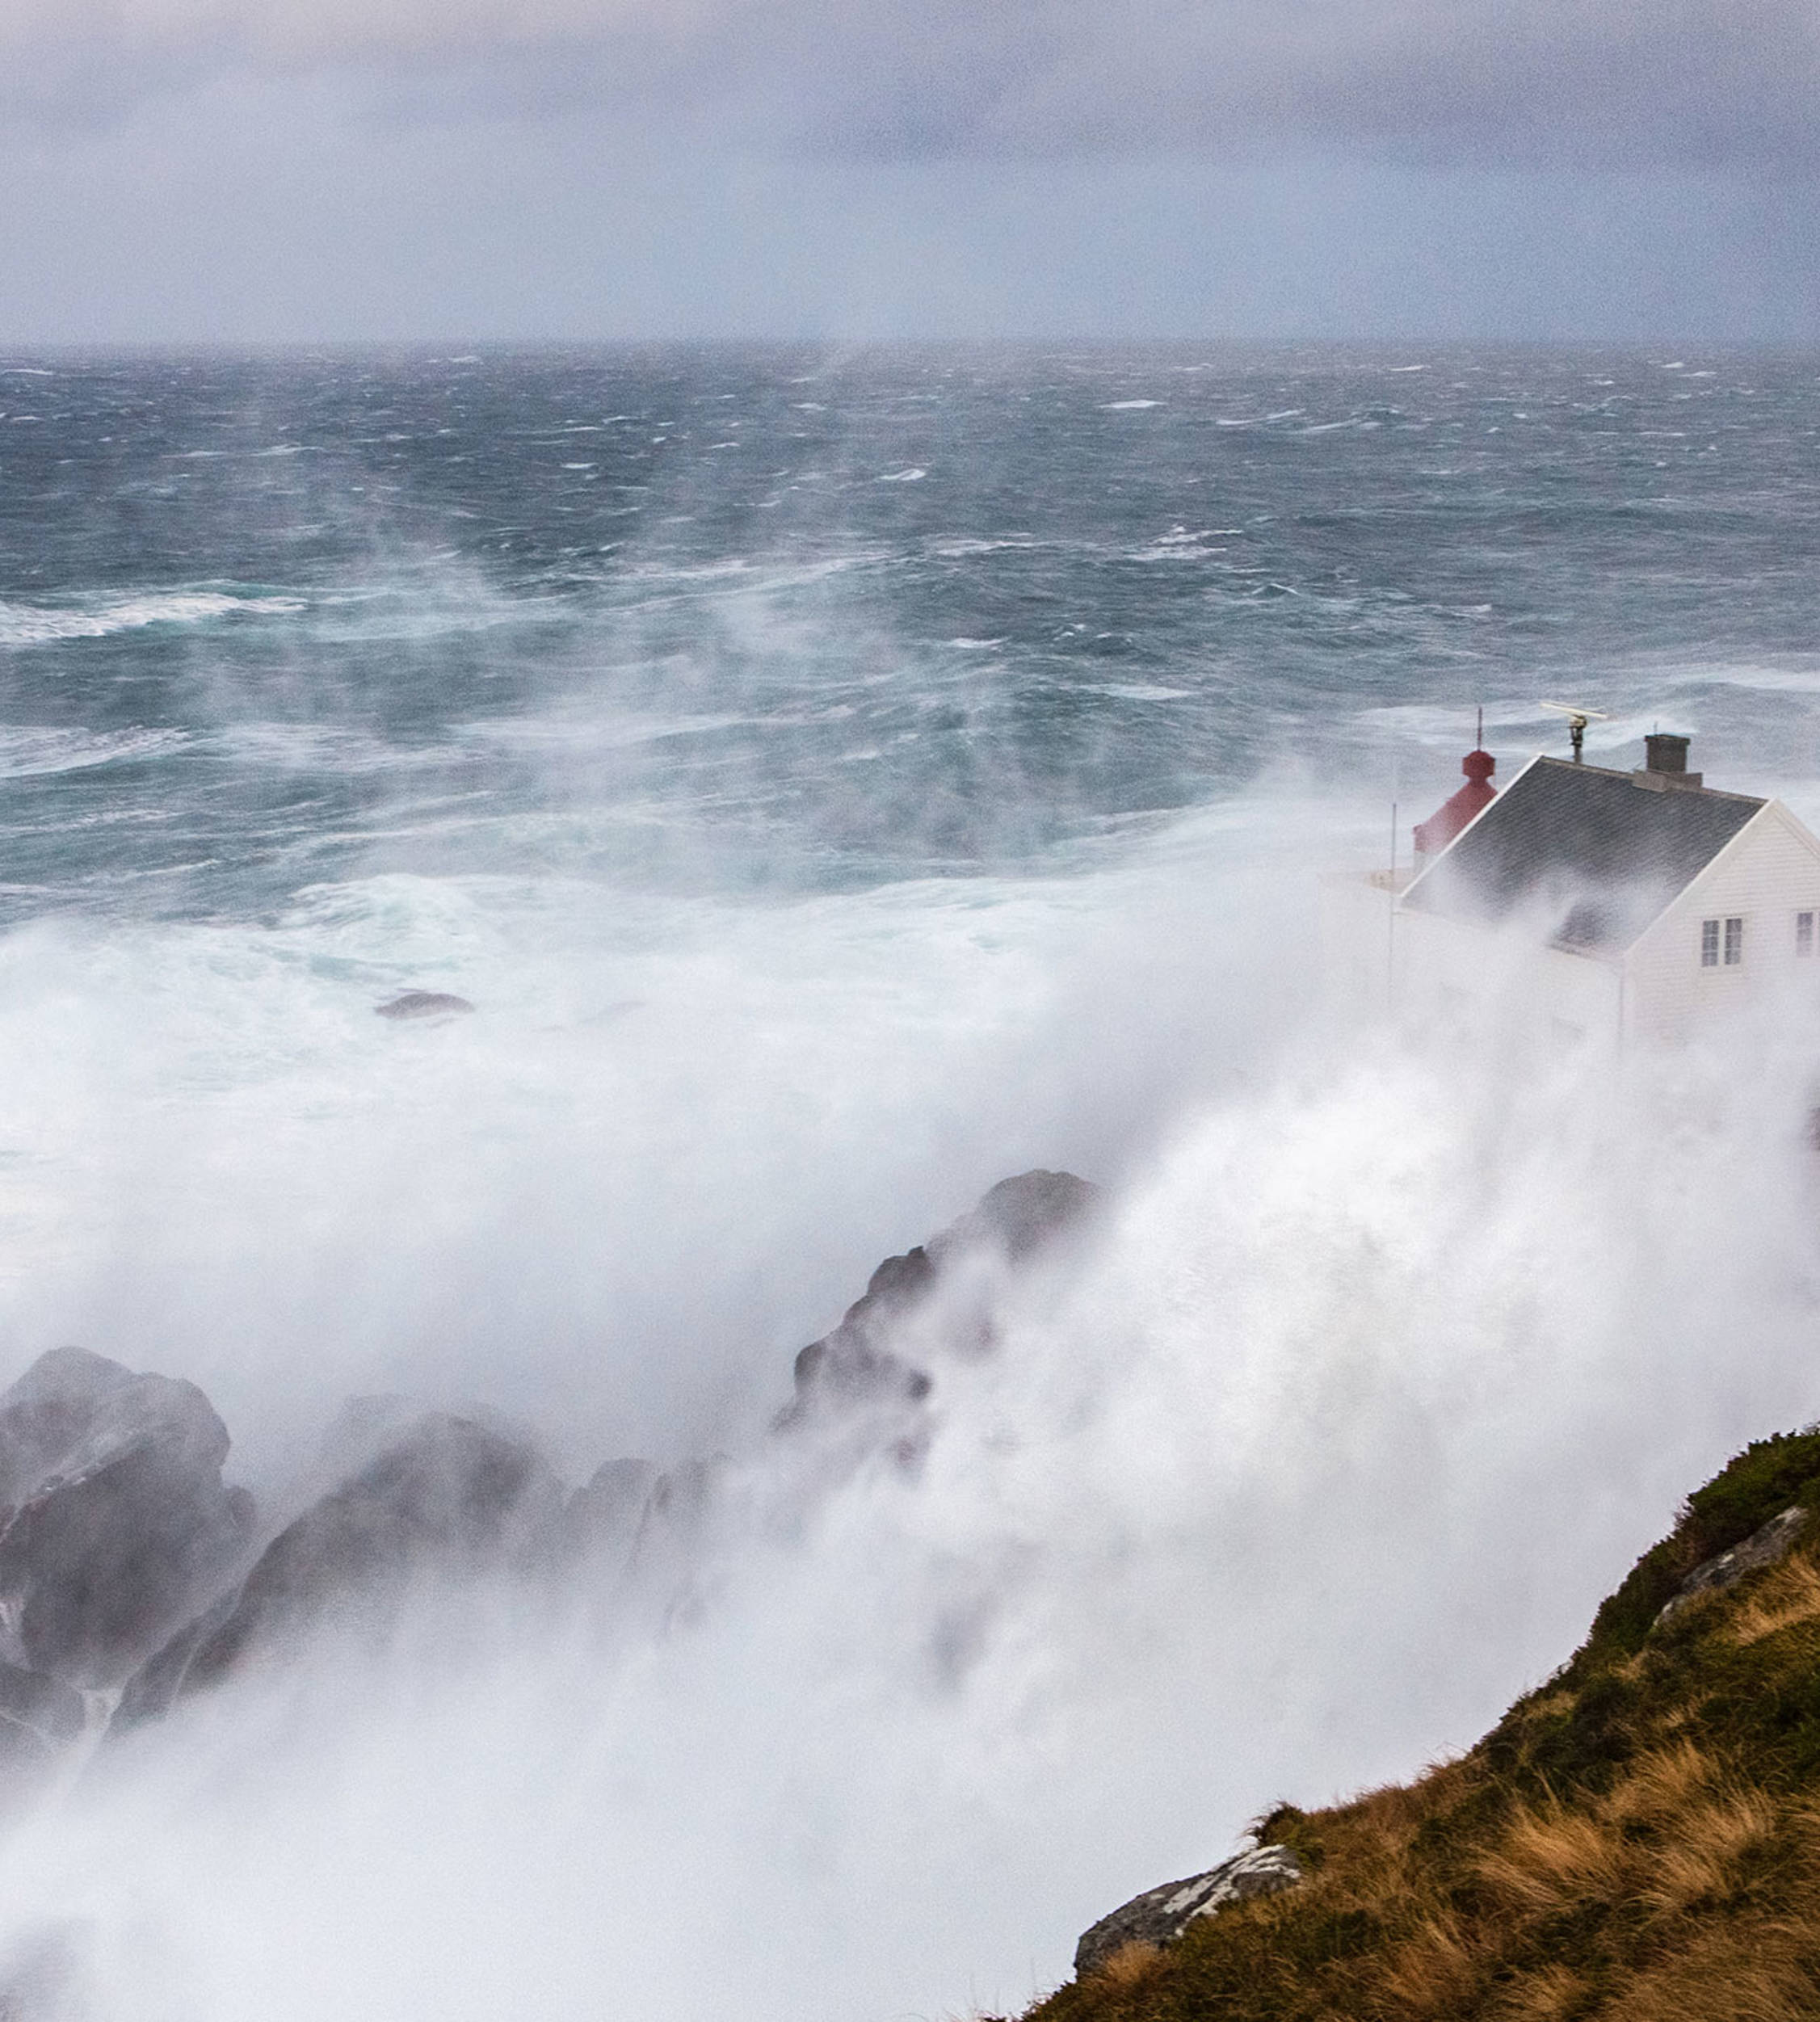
top-left (3, 346), bottom-right (1820, 2019)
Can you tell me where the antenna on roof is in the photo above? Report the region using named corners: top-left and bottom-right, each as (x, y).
top-left (1540, 700), bottom-right (1610, 766)
top-left (1476, 704), bottom-right (1484, 748)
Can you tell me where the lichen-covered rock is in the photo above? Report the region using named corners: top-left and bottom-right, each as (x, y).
top-left (1074, 1844), bottom-right (1305, 1978)
top-left (120, 1411), bottom-right (563, 1717)
top-left (0, 1347), bottom-right (253, 1687)
top-left (1654, 1506), bottom-right (1808, 1628)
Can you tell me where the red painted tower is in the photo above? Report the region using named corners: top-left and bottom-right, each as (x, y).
top-left (1413, 746), bottom-right (1496, 859)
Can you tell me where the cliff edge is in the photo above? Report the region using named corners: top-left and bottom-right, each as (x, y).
top-left (1023, 1426), bottom-right (1820, 2022)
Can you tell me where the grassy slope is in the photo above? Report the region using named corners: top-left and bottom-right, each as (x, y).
top-left (1019, 1429), bottom-right (1820, 2022)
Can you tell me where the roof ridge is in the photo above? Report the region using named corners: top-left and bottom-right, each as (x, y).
top-left (1528, 754), bottom-right (1765, 807)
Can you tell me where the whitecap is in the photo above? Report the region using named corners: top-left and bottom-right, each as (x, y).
top-left (1101, 399), bottom-right (1161, 410)
top-left (211, 724), bottom-right (436, 776)
top-left (930, 537), bottom-right (1036, 558)
top-left (0, 725), bottom-right (188, 778)
top-left (876, 468), bottom-right (926, 482)
top-left (0, 591), bottom-right (305, 647)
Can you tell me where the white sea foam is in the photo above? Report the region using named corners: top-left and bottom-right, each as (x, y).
top-left (0, 826), bottom-right (1813, 2022)
top-left (876, 467), bottom-right (926, 482)
top-left (0, 726), bottom-right (188, 778)
top-left (0, 592), bottom-right (304, 648)
top-left (1102, 399), bottom-right (1161, 410)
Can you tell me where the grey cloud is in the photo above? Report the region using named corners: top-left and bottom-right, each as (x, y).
top-left (4, 0), bottom-right (1818, 174)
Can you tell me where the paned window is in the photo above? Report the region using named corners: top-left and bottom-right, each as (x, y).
top-left (1701, 919), bottom-right (1720, 967)
top-left (1799, 911), bottom-right (1815, 958)
top-left (1725, 916), bottom-right (1745, 966)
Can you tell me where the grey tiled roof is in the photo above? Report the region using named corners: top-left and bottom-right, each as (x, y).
top-left (1400, 757), bottom-right (1765, 952)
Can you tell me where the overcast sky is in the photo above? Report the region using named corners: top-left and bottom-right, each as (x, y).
top-left (2, 0), bottom-right (1818, 342)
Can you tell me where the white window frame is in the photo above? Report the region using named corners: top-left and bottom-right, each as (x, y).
top-left (1799, 910), bottom-right (1815, 959)
top-left (1701, 918), bottom-right (1720, 967)
top-left (1724, 915), bottom-right (1745, 966)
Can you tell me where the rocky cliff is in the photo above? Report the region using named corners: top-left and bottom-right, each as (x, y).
top-left (0, 1168), bottom-right (1098, 1786)
top-left (1021, 1425), bottom-right (1820, 2022)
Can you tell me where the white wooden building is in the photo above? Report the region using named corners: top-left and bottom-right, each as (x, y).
top-left (1326, 734), bottom-right (1820, 1046)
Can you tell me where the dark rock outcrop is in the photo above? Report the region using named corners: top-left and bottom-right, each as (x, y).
top-left (0, 1922), bottom-right (89, 2022)
top-left (0, 1662), bottom-right (87, 1782)
top-left (1654, 1505), bottom-right (1808, 1628)
top-left (779, 1170), bottom-right (1097, 1429)
top-left (121, 1411), bottom-right (563, 1718)
top-left (0, 1347), bottom-right (253, 1688)
top-left (376, 990), bottom-right (474, 1020)
top-left (1073, 1844), bottom-right (1304, 1978)
top-left (562, 1457), bottom-right (657, 1565)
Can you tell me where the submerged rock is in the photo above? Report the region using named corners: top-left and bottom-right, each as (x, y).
top-left (0, 1347), bottom-right (253, 1688)
top-left (1654, 1506), bottom-right (1809, 1628)
top-left (376, 990), bottom-right (474, 1020)
top-left (121, 1411), bottom-right (563, 1718)
top-left (1074, 1843), bottom-right (1305, 1978)
top-left (778, 1169), bottom-right (1097, 1429)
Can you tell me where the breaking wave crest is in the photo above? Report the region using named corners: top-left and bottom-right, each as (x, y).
top-left (0, 592), bottom-right (304, 648)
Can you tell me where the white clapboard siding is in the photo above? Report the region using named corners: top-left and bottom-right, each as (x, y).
top-left (1623, 801), bottom-right (1820, 1042)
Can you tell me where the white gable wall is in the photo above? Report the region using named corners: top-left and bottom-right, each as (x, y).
top-left (1392, 901), bottom-right (1624, 1045)
top-left (1622, 801), bottom-right (1820, 1043)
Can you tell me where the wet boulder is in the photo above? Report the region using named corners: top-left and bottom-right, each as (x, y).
top-left (1074, 1844), bottom-right (1305, 1978)
top-left (777, 1169), bottom-right (1098, 1429)
top-left (562, 1457), bottom-right (657, 1567)
top-left (121, 1410), bottom-right (563, 1717)
top-left (0, 1662), bottom-right (87, 1784)
top-left (376, 990), bottom-right (473, 1021)
top-left (0, 1347), bottom-right (253, 1688)
top-left (931, 1168), bottom-right (1099, 1267)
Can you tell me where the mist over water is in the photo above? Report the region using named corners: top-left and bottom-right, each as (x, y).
top-left (1, 346), bottom-right (1819, 2017)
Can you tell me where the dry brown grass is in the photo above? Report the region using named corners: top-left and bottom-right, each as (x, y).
top-left (1600, 1738), bottom-right (1714, 1826)
top-left (1599, 1923), bottom-right (1820, 2022)
top-left (1090, 1941), bottom-right (1162, 1990)
top-left (1633, 1786), bottom-right (1775, 1917)
top-left (1477, 1796), bottom-right (1628, 1915)
top-left (1019, 1436), bottom-right (1820, 2022)
top-left (1374, 1909), bottom-right (1482, 2016)
top-left (1470, 1741), bottom-right (1773, 1940)
top-left (1488, 1959), bottom-right (1591, 2021)
top-left (1730, 1552), bottom-right (1820, 1646)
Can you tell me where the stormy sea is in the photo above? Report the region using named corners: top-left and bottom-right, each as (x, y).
top-left (2, 345), bottom-right (1819, 2020)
